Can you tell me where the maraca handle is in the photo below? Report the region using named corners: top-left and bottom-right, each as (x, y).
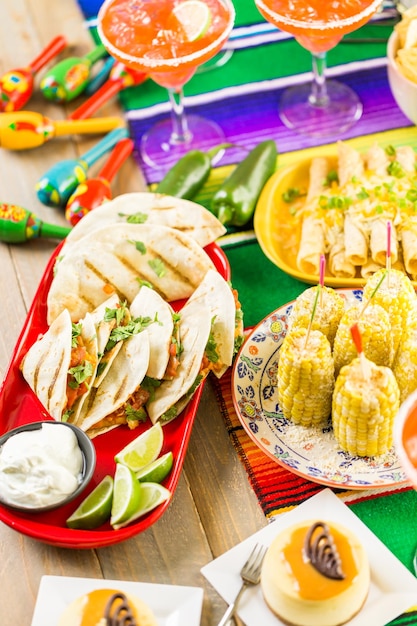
top-left (98, 138), bottom-right (134, 183)
top-left (84, 57), bottom-right (115, 96)
top-left (85, 43), bottom-right (108, 66)
top-left (28, 35), bottom-right (67, 74)
top-left (80, 127), bottom-right (129, 167)
top-left (53, 117), bottom-right (125, 137)
top-left (69, 80), bottom-right (123, 120)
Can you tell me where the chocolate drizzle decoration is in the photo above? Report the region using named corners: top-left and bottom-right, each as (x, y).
top-left (104, 592), bottom-right (137, 626)
top-left (304, 521), bottom-right (345, 580)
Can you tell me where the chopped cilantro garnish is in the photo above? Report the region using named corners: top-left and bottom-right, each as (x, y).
top-left (104, 315), bottom-right (156, 351)
top-left (129, 239), bottom-right (146, 254)
top-left (68, 361), bottom-right (94, 387)
top-left (148, 258), bottom-right (166, 278)
top-left (125, 404), bottom-right (147, 422)
top-left (385, 145), bottom-right (396, 157)
top-left (71, 323), bottom-right (82, 348)
top-left (119, 211), bottom-right (148, 224)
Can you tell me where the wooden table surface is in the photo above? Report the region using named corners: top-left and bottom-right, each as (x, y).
top-left (0, 1), bottom-right (266, 625)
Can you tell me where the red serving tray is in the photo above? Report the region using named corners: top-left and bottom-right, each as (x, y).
top-left (0, 241), bottom-right (230, 548)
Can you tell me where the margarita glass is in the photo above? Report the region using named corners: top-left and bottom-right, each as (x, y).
top-left (254, 0), bottom-right (383, 137)
top-left (97, 0), bottom-right (235, 168)
top-left (394, 389), bottom-right (417, 574)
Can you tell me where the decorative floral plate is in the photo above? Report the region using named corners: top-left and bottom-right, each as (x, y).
top-left (232, 289), bottom-right (409, 490)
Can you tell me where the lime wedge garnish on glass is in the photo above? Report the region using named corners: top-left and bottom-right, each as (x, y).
top-left (114, 422), bottom-right (164, 472)
top-left (136, 451), bottom-right (174, 483)
top-left (172, 0), bottom-right (212, 42)
top-left (66, 475), bottom-right (114, 530)
top-left (112, 482), bottom-right (171, 530)
top-left (110, 464), bottom-right (142, 527)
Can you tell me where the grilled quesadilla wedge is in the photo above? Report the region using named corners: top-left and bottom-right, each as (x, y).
top-left (185, 269), bottom-right (244, 378)
top-left (20, 309), bottom-right (99, 423)
top-left (61, 191), bottom-right (226, 253)
top-left (47, 223), bottom-right (215, 324)
top-left (130, 285), bottom-right (181, 381)
top-left (146, 299), bottom-right (212, 425)
top-left (77, 330), bottom-right (151, 438)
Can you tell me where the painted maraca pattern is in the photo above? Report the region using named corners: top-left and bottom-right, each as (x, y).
top-left (0, 110), bottom-right (123, 150)
top-left (70, 62), bottom-right (147, 120)
top-left (66, 137), bottom-right (134, 225)
top-left (0, 202), bottom-right (70, 244)
top-left (40, 43), bottom-right (108, 102)
top-left (0, 35), bottom-right (67, 112)
top-left (36, 127), bottom-right (129, 207)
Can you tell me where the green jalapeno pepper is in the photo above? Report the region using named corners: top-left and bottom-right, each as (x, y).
top-left (155, 144), bottom-right (229, 200)
top-left (211, 140), bottom-right (277, 227)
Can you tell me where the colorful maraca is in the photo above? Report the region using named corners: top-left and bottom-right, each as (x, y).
top-left (84, 57), bottom-right (116, 96)
top-left (40, 43), bottom-right (108, 102)
top-left (0, 111), bottom-right (123, 150)
top-left (65, 137), bottom-right (134, 225)
top-left (70, 62), bottom-right (147, 120)
top-left (36, 127), bottom-right (129, 208)
top-left (0, 35), bottom-right (67, 112)
top-left (0, 202), bottom-right (70, 244)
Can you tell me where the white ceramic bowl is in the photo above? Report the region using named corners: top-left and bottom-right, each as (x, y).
top-left (0, 420), bottom-right (96, 513)
top-left (387, 30), bottom-right (417, 125)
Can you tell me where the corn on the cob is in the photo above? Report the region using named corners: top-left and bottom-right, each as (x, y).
top-left (278, 328), bottom-right (334, 426)
top-left (333, 302), bottom-right (393, 376)
top-left (289, 286), bottom-right (345, 348)
top-left (392, 306), bottom-right (417, 402)
top-left (332, 357), bottom-right (400, 457)
top-left (362, 268), bottom-right (417, 357)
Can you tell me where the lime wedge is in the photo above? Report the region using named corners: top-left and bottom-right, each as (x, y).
top-left (112, 482), bottom-right (171, 530)
top-left (136, 451), bottom-right (174, 483)
top-left (66, 475), bottom-right (114, 530)
top-left (114, 423), bottom-right (164, 472)
top-left (110, 464), bottom-right (142, 527)
top-left (172, 0), bottom-right (212, 42)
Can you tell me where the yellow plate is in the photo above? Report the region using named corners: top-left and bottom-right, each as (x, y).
top-left (254, 131), bottom-right (417, 288)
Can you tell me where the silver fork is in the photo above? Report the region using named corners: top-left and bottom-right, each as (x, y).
top-left (217, 543), bottom-right (267, 626)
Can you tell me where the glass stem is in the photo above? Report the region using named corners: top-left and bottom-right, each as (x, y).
top-left (167, 87), bottom-right (192, 145)
top-left (309, 52), bottom-right (329, 108)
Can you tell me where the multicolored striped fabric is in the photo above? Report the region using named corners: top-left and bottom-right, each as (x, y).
top-left (78, 2), bottom-right (417, 620)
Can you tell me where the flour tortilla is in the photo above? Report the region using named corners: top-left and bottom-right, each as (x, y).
top-left (77, 330), bottom-right (150, 437)
top-left (47, 223), bottom-right (215, 324)
top-left (20, 310), bottom-right (99, 423)
top-left (130, 285), bottom-right (175, 380)
top-left (61, 191), bottom-right (226, 253)
top-left (146, 298), bottom-right (212, 424)
top-left (185, 269), bottom-right (237, 378)
top-left (20, 309), bottom-right (72, 420)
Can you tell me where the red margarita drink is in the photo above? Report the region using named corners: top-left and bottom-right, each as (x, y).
top-left (255, 0), bottom-right (383, 54)
top-left (98, 0), bottom-right (234, 89)
top-left (394, 390), bottom-right (417, 489)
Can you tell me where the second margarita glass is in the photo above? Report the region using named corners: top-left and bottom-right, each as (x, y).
top-left (254, 0), bottom-right (383, 138)
top-left (97, 0), bottom-right (235, 169)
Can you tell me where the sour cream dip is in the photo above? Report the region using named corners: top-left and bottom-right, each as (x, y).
top-left (0, 422), bottom-right (83, 508)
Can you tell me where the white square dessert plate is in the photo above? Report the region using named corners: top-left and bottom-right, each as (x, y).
top-left (31, 575), bottom-right (204, 626)
top-left (202, 489), bottom-right (417, 626)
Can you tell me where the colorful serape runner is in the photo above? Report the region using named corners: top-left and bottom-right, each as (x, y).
top-left (77, 2), bottom-right (417, 620)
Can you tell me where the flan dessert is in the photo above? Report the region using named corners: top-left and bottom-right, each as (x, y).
top-left (58, 587), bottom-right (158, 626)
top-left (261, 520), bottom-right (370, 626)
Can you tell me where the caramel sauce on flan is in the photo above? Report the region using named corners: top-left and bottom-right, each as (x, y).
top-left (80, 589), bottom-right (137, 625)
top-left (282, 523), bottom-right (359, 600)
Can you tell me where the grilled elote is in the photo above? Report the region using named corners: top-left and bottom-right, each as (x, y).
top-left (362, 268), bottom-right (417, 357)
top-left (289, 286), bottom-right (345, 348)
top-left (332, 356), bottom-right (400, 457)
top-left (392, 307), bottom-right (417, 402)
top-left (277, 327), bottom-right (334, 427)
top-left (333, 302), bottom-right (393, 376)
